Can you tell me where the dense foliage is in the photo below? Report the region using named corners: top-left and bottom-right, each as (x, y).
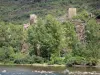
top-left (0, 0), bottom-right (100, 66)
top-left (0, 13), bottom-right (100, 66)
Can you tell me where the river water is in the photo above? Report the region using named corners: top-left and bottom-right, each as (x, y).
top-left (0, 65), bottom-right (100, 75)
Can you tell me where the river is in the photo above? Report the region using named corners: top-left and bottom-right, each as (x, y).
top-left (0, 65), bottom-right (100, 75)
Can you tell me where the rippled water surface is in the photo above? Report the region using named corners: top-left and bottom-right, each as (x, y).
top-left (0, 72), bottom-right (62, 75)
top-left (0, 65), bottom-right (100, 75)
top-left (0, 65), bottom-right (64, 75)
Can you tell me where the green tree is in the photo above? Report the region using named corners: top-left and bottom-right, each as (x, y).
top-left (0, 22), bottom-right (23, 63)
top-left (28, 15), bottom-right (67, 60)
top-left (85, 19), bottom-right (100, 59)
top-left (0, 23), bottom-right (23, 52)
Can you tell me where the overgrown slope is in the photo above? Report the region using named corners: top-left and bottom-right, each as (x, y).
top-left (0, 0), bottom-right (100, 24)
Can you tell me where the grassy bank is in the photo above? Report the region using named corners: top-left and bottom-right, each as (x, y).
top-left (0, 63), bottom-right (65, 67)
top-left (0, 62), bottom-right (100, 68)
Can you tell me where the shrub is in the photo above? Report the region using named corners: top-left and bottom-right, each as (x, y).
top-left (86, 58), bottom-right (98, 66)
top-left (32, 55), bottom-right (44, 63)
top-left (49, 54), bottom-right (65, 65)
top-left (14, 58), bottom-right (28, 64)
top-left (65, 56), bottom-right (86, 67)
top-left (13, 53), bottom-right (44, 64)
top-left (13, 53), bottom-right (29, 64)
top-left (0, 46), bottom-right (14, 63)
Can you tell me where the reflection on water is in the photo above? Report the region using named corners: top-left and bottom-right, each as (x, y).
top-left (0, 65), bottom-right (100, 75)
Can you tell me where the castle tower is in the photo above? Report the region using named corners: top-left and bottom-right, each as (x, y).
top-left (30, 14), bottom-right (37, 25)
top-left (68, 8), bottom-right (77, 19)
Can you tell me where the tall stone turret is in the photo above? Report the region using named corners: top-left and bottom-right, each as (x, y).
top-left (68, 8), bottom-right (77, 19)
top-left (30, 14), bottom-right (37, 25)
top-left (68, 8), bottom-right (85, 43)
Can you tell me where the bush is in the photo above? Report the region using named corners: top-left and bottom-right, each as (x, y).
top-left (13, 53), bottom-right (29, 64)
top-left (86, 58), bottom-right (98, 66)
top-left (32, 55), bottom-right (44, 63)
top-left (13, 53), bottom-right (44, 64)
top-left (0, 46), bottom-right (14, 63)
top-left (48, 54), bottom-right (65, 65)
top-left (73, 10), bottom-right (89, 22)
top-left (14, 58), bottom-right (28, 64)
top-left (65, 56), bottom-right (86, 67)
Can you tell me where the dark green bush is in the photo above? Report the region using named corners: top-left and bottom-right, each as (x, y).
top-left (32, 55), bottom-right (44, 63)
top-left (48, 54), bottom-right (65, 65)
top-left (14, 54), bottom-right (44, 64)
top-left (65, 56), bottom-right (86, 67)
top-left (14, 58), bottom-right (28, 64)
top-left (86, 58), bottom-right (98, 66)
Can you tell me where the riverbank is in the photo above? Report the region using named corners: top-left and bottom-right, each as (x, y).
top-left (0, 63), bottom-right (100, 68)
top-left (0, 63), bottom-right (66, 67)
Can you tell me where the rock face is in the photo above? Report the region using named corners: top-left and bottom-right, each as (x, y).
top-left (68, 8), bottom-right (77, 19)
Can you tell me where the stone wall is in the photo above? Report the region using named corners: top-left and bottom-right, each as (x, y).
top-left (74, 21), bottom-right (85, 43)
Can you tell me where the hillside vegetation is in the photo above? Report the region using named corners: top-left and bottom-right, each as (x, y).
top-left (0, 0), bottom-right (100, 24)
top-left (0, 0), bottom-right (100, 66)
